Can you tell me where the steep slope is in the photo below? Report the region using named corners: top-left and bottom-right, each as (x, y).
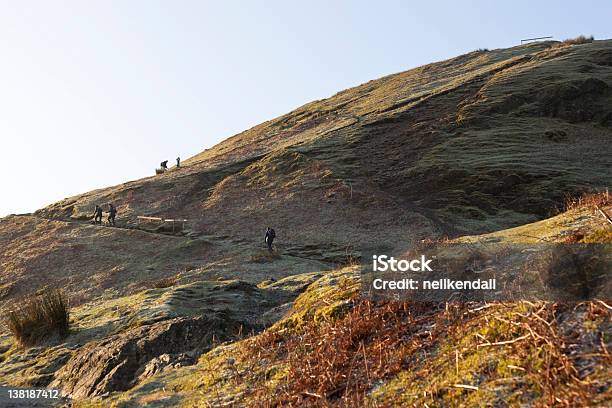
top-left (2, 39), bottom-right (609, 309)
top-left (0, 39), bottom-right (611, 406)
top-left (35, 40), bottom-right (612, 238)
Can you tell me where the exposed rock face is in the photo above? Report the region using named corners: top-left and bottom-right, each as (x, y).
top-left (50, 316), bottom-right (240, 398)
top-left (136, 352), bottom-right (196, 383)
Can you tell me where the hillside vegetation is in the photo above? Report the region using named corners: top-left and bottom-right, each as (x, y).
top-left (0, 39), bottom-right (610, 406)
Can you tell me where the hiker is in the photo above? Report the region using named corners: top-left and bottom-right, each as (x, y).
top-left (107, 203), bottom-right (117, 226)
top-left (93, 205), bottom-right (103, 225)
top-left (176, 157), bottom-right (181, 168)
top-left (160, 160), bottom-right (168, 170)
top-left (265, 227), bottom-right (276, 252)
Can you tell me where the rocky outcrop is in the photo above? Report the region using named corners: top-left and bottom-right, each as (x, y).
top-left (136, 352), bottom-right (196, 383)
top-left (50, 315), bottom-right (240, 398)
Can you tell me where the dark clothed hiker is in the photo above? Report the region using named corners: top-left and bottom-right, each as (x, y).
top-left (265, 227), bottom-right (276, 252)
top-left (108, 204), bottom-right (117, 226)
top-left (93, 205), bottom-right (103, 225)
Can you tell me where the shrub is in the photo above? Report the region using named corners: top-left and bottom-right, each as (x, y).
top-left (5, 289), bottom-right (70, 347)
top-left (562, 35), bottom-right (594, 45)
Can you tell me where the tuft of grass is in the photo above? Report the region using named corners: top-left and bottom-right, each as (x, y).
top-left (562, 35), bottom-right (594, 45)
top-left (548, 190), bottom-right (610, 216)
top-left (563, 190), bottom-right (610, 212)
top-left (4, 289), bottom-right (70, 347)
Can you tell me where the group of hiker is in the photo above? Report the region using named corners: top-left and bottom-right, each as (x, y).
top-left (93, 204), bottom-right (117, 226)
top-left (93, 205), bottom-right (277, 251)
top-left (93, 161), bottom-right (279, 251)
top-left (160, 157), bottom-right (180, 171)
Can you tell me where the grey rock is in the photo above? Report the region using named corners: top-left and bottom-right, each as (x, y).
top-left (50, 315), bottom-right (240, 399)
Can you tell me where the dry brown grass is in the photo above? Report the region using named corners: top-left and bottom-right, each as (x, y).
top-left (549, 190), bottom-right (611, 216)
top-left (244, 299), bottom-right (453, 406)
top-left (550, 36), bottom-right (595, 50)
top-left (562, 35), bottom-right (594, 45)
top-left (563, 190), bottom-right (610, 212)
top-left (4, 289), bottom-right (70, 347)
top-left (241, 299), bottom-right (610, 407)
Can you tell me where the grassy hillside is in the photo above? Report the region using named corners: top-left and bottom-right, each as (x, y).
top-left (0, 38), bottom-right (610, 406)
top-left (61, 196), bottom-right (612, 407)
top-left (1, 40), bottom-right (609, 309)
top-left (31, 40), bottom-right (612, 238)
top-left (65, 198), bottom-right (611, 407)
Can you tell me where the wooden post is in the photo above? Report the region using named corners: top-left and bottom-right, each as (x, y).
top-left (596, 205), bottom-right (612, 225)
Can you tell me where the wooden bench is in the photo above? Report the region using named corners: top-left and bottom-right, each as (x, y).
top-left (136, 216), bottom-right (189, 232)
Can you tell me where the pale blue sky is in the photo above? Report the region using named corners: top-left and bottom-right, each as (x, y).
top-left (0, 1), bottom-right (610, 216)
